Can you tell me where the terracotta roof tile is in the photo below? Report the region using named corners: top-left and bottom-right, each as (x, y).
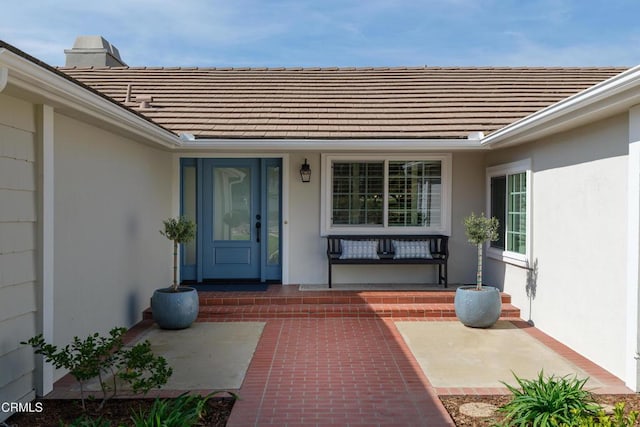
top-left (58, 66), bottom-right (628, 139)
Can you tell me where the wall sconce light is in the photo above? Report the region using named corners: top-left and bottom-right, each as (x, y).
top-left (300, 158), bottom-right (311, 183)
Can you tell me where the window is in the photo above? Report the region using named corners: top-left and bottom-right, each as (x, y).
top-left (487, 159), bottom-right (531, 264)
top-left (322, 154), bottom-right (451, 234)
top-left (332, 162), bottom-right (384, 225)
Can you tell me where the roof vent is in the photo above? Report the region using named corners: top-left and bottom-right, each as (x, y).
top-left (64, 35), bottom-right (127, 67)
top-left (136, 95), bottom-right (154, 109)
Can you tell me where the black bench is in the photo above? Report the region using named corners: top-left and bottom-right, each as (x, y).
top-left (326, 234), bottom-right (449, 288)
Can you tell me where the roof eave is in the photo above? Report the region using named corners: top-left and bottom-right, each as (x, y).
top-left (482, 64), bottom-right (640, 148)
top-left (0, 47), bottom-right (180, 149)
top-left (177, 137), bottom-right (486, 152)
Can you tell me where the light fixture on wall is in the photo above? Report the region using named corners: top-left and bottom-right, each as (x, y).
top-left (300, 159), bottom-right (311, 183)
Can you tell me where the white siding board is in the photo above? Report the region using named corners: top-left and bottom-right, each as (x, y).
top-left (0, 157), bottom-right (36, 191)
top-left (0, 282), bottom-right (36, 322)
top-left (0, 222), bottom-right (36, 254)
top-left (0, 312), bottom-right (36, 357)
top-left (0, 346), bottom-right (35, 389)
top-left (0, 91), bottom-right (38, 417)
top-left (0, 190), bottom-right (36, 222)
top-left (0, 94), bottom-right (35, 133)
top-left (0, 252), bottom-right (36, 288)
top-left (0, 373), bottom-right (36, 423)
top-left (0, 124), bottom-right (36, 161)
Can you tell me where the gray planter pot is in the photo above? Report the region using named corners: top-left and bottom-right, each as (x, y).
top-left (454, 286), bottom-right (502, 328)
top-left (151, 286), bottom-right (199, 330)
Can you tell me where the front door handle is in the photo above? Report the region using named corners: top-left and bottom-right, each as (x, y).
top-left (256, 221), bottom-right (261, 242)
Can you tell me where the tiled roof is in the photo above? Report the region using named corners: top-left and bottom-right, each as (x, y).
top-left (59, 66), bottom-right (627, 139)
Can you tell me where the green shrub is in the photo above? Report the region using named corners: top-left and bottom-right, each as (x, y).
top-left (23, 328), bottom-right (172, 411)
top-left (560, 402), bottom-right (640, 427)
top-left (499, 371), bottom-right (599, 426)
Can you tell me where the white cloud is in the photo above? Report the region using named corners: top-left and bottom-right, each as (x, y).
top-left (1, 0), bottom-right (639, 67)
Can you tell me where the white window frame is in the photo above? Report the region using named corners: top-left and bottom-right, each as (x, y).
top-left (486, 159), bottom-right (532, 267)
top-left (321, 153), bottom-right (452, 236)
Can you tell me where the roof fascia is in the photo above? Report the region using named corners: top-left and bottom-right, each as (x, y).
top-left (0, 66), bottom-right (7, 91)
top-left (482, 65), bottom-right (640, 148)
top-left (178, 138), bottom-right (486, 152)
top-left (0, 48), bottom-right (180, 149)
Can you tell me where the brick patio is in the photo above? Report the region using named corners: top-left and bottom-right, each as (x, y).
top-left (49, 285), bottom-right (631, 426)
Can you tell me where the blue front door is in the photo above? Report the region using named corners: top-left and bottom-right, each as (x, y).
top-left (180, 158), bottom-right (282, 283)
top-left (202, 159), bottom-right (261, 279)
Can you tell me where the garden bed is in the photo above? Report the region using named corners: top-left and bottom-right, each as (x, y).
top-left (6, 393), bottom-right (640, 425)
top-left (6, 397), bottom-right (234, 426)
top-left (440, 394), bottom-right (640, 426)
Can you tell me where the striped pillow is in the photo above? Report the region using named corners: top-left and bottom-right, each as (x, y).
top-left (339, 239), bottom-right (379, 260)
top-left (392, 240), bottom-right (432, 259)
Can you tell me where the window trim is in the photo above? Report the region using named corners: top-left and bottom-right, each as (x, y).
top-left (321, 153), bottom-right (452, 236)
top-left (486, 159), bottom-right (532, 267)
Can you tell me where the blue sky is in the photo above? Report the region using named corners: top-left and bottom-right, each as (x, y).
top-left (2, 0), bottom-right (639, 67)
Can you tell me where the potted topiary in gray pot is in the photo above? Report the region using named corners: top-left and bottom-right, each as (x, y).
top-left (454, 212), bottom-right (502, 328)
top-left (151, 217), bottom-right (198, 329)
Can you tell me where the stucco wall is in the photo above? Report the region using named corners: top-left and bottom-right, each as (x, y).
top-left (286, 151), bottom-right (483, 285)
top-left (485, 113), bottom-right (629, 381)
top-left (53, 114), bottom-right (172, 380)
top-left (0, 93), bottom-right (37, 417)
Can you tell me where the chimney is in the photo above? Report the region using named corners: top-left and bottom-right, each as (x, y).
top-left (64, 35), bottom-right (127, 67)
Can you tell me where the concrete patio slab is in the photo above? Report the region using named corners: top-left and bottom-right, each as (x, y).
top-left (80, 322), bottom-right (265, 392)
top-left (395, 320), bottom-right (604, 389)
top-left (140, 322), bottom-right (265, 390)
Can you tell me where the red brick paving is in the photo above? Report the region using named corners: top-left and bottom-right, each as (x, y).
top-left (227, 319), bottom-right (453, 426)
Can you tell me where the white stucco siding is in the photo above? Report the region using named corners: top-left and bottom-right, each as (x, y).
top-left (486, 113), bottom-right (629, 381)
top-left (288, 153), bottom-right (326, 284)
top-left (53, 114), bottom-right (172, 380)
top-left (286, 151), bottom-right (483, 285)
top-left (0, 93), bottom-right (38, 417)
top-left (449, 152), bottom-right (487, 285)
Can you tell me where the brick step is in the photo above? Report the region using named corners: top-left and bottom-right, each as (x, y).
top-left (143, 302), bottom-right (520, 321)
top-left (197, 291), bottom-right (512, 306)
top-left (197, 303), bottom-right (520, 320)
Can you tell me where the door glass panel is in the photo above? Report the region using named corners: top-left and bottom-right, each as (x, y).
top-left (182, 165), bottom-right (197, 264)
top-left (267, 165), bottom-right (280, 265)
top-left (213, 167), bottom-right (251, 241)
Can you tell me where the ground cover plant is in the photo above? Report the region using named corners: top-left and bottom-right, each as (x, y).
top-left (498, 371), bottom-right (600, 425)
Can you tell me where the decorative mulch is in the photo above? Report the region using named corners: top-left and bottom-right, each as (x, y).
top-left (440, 394), bottom-right (640, 426)
top-left (5, 397), bottom-right (234, 426)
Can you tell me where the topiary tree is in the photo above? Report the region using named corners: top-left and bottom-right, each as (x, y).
top-left (160, 217), bottom-right (196, 292)
top-left (464, 212), bottom-right (499, 290)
